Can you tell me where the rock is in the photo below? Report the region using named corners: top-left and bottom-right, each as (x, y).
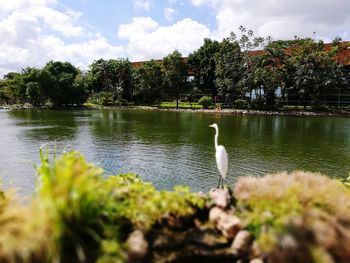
top-left (209, 206), bottom-right (226, 223)
top-left (127, 230), bottom-right (148, 261)
top-left (209, 188), bottom-right (231, 208)
top-left (218, 214), bottom-right (242, 239)
top-left (209, 207), bottom-right (242, 239)
top-left (152, 228), bottom-right (187, 250)
top-left (279, 234), bottom-right (298, 250)
top-left (232, 230), bottom-right (253, 256)
top-left (161, 215), bottom-right (189, 230)
top-left (150, 226), bottom-right (235, 263)
top-left (187, 227), bottom-right (230, 247)
top-left (268, 234), bottom-right (314, 263)
top-left (250, 258), bottom-right (264, 263)
top-left (312, 220), bottom-right (337, 249)
top-left (250, 241), bottom-right (262, 258)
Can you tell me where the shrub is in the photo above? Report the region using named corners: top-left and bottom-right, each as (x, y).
top-left (32, 150), bottom-right (205, 262)
top-left (88, 92), bottom-right (114, 106)
top-left (234, 99), bottom-right (249, 109)
top-left (234, 171), bottom-right (350, 255)
top-left (198, 96), bottom-right (213, 109)
top-left (250, 97), bottom-right (265, 109)
top-left (115, 98), bottom-right (129, 106)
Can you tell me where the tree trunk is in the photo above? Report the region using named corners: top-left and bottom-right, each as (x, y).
top-left (338, 87), bottom-right (342, 109)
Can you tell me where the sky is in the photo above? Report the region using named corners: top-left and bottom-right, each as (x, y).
top-left (1, 0), bottom-right (350, 77)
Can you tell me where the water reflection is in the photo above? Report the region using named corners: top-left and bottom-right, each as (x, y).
top-left (0, 109), bottom-right (350, 195)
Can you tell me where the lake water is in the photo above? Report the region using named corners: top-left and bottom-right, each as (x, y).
top-left (0, 109), bottom-right (350, 195)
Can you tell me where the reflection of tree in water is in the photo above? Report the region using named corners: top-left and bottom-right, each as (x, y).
top-left (88, 110), bottom-right (222, 191)
top-left (225, 115), bottom-right (350, 178)
top-left (7, 110), bottom-right (78, 141)
top-left (2, 109), bottom-right (350, 192)
top-left (90, 109), bottom-right (220, 146)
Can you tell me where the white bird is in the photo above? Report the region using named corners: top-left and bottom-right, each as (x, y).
top-left (209, 123), bottom-right (228, 188)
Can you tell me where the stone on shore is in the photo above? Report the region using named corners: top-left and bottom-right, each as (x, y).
top-left (232, 230), bottom-right (253, 257)
top-left (209, 188), bottom-right (231, 208)
top-left (127, 230), bottom-right (148, 261)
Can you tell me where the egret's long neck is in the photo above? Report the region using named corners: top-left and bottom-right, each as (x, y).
top-left (214, 127), bottom-right (219, 149)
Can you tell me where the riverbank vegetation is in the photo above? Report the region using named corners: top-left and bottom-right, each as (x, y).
top-left (0, 151), bottom-right (350, 262)
top-left (0, 27), bottom-right (349, 111)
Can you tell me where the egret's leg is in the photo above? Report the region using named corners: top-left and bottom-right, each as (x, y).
top-left (221, 178), bottom-right (225, 188)
top-left (217, 177), bottom-right (221, 188)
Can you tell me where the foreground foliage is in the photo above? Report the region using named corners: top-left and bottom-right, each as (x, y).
top-left (0, 152), bottom-right (350, 262)
top-left (0, 151), bottom-right (205, 262)
top-left (235, 171), bottom-right (350, 262)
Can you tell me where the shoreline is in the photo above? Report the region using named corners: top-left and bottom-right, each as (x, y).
top-left (1, 104), bottom-right (350, 117)
top-left (132, 106), bottom-right (350, 117)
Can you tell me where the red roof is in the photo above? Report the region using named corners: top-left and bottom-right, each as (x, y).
top-left (131, 42), bottom-right (350, 68)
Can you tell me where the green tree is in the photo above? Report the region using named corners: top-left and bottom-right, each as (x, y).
top-left (0, 80), bottom-right (12, 104)
top-left (88, 59), bottom-right (111, 92)
top-left (237, 26), bottom-right (269, 101)
top-left (133, 60), bottom-right (163, 103)
top-left (108, 59), bottom-right (134, 102)
top-left (163, 50), bottom-right (188, 108)
top-left (285, 39), bottom-right (344, 107)
top-left (22, 67), bottom-right (47, 105)
top-left (188, 38), bottom-right (221, 96)
top-left (214, 37), bottom-right (242, 103)
top-left (2, 72), bottom-right (26, 103)
top-left (42, 61), bottom-right (83, 105)
top-left (88, 59), bottom-right (134, 102)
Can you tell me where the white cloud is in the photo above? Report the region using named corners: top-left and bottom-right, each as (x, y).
top-left (0, 0), bottom-right (56, 15)
top-left (118, 17), bottom-right (211, 60)
top-left (0, 0), bottom-right (124, 77)
top-left (119, 17), bottom-right (159, 38)
top-left (133, 0), bottom-right (153, 11)
top-left (164, 7), bottom-right (177, 22)
top-left (189, 0), bottom-right (350, 41)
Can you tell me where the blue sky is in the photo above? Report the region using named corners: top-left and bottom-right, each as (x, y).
top-left (0, 0), bottom-right (349, 77)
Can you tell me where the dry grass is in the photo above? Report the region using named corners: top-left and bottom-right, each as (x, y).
top-left (234, 171), bottom-right (350, 262)
top-left (235, 171), bottom-right (350, 220)
top-left (0, 193), bottom-right (52, 262)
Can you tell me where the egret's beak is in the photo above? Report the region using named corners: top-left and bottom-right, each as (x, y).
top-left (209, 124), bottom-right (214, 128)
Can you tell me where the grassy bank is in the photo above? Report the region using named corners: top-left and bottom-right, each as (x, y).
top-left (0, 151), bottom-right (349, 262)
top-left (2, 103), bottom-right (350, 118)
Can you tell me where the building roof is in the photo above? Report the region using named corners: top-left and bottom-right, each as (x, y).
top-left (130, 42), bottom-right (350, 69)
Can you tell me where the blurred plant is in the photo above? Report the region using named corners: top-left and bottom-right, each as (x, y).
top-left (234, 99), bottom-right (249, 109)
top-left (339, 173), bottom-right (350, 188)
top-left (198, 96), bottom-right (214, 109)
top-left (234, 171), bottom-right (350, 254)
top-left (34, 150), bottom-right (205, 262)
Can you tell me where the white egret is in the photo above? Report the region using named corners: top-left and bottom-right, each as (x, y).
top-left (209, 123), bottom-right (228, 188)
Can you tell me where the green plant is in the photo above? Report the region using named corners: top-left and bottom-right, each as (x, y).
top-left (250, 97), bottom-right (265, 109)
top-left (339, 173), bottom-right (350, 188)
top-left (88, 91), bottom-right (113, 106)
top-left (198, 96), bottom-right (213, 109)
top-left (114, 98), bottom-right (129, 106)
top-left (234, 171), bottom-right (350, 252)
top-left (34, 150), bottom-right (205, 262)
top-left (234, 99), bottom-right (249, 109)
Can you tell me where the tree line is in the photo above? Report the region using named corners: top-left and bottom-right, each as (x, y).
top-left (1, 27), bottom-right (349, 109)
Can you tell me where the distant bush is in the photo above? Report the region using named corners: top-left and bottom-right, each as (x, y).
top-left (311, 105), bottom-right (330, 111)
top-left (198, 96), bottom-right (213, 109)
top-left (115, 98), bottom-right (129, 106)
top-left (234, 99), bottom-right (249, 109)
top-left (88, 91), bottom-right (114, 106)
top-left (250, 97), bottom-right (265, 109)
